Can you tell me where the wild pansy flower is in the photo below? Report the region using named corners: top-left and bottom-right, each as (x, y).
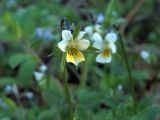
top-left (92, 32), bottom-right (117, 63)
top-left (58, 30), bottom-right (90, 66)
top-left (84, 24), bottom-right (102, 37)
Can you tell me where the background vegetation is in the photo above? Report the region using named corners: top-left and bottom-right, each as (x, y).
top-left (0, 0), bottom-right (160, 120)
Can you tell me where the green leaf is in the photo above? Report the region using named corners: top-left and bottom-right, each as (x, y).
top-left (131, 106), bottom-right (160, 120)
top-left (9, 54), bottom-right (30, 69)
top-left (73, 24), bottom-right (81, 39)
top-left (1, 12), bottom-right (22, 41)
top-left (0, 77), bottom-right (20, 86)
top-left (47, 48), bottom-right (61, 57)
top-left (3, 97), bottom-right (17, 110)
top-left (18, 59), bottom-right (37, 87)
top-left (74, 105), bottom-right (91, 120)
top-left (103, 0), bottom-right (117, 28)
top-left (87, 46), bottom-right (99, 52)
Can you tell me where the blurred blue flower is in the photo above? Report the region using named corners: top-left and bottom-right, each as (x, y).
top-left (35, 27), bottom-right (53, 41)
top-left (97, 13), bottom-right (104, 23)
top-left (35, 28), bottom-right (44, 38)
top-left (43, 29), bottom-right (53, 41)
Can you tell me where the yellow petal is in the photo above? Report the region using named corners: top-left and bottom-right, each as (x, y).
top-left (66, 48), bottom-right (85, 66)
top-left (96, 48), bottom-right (112, 63)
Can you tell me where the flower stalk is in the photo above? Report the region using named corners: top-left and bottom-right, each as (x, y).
top-left (62, 68), bottom-right (73, 120)
top-left (119, 33), bottom-right (134, 93)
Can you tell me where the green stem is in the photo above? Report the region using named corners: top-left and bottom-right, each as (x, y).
top-left (80, 54), bottom-right (93, 87)
top-left (63, 69), bottom-right (73, 120)
top-left (119, 33), bottom-right (134, 93)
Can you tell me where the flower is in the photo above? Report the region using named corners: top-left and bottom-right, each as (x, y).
top-left (140, 50), bottom-right (150, 60)
top-left (97, 14), bottom-right (104, 23)
top-left (84, 24), bottom-right (102, 37)
top-left (92, 32), bottom-right (117, 63)
top-left (4, 84), bottom-right (18, 95)
top-left (35, 27), bottom-right (53, 41)
top-left (58, 30), bottom-right (90, 66)
top-left (40, 64), bottom-right (48, 72)
top-left (34, 71), bottom-right (44, 81)
top-left (25, 91), bottom-right (34, 100)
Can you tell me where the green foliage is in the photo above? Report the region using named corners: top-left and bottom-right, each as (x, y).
top-left (0, 0), bottom-right (159, 120)
top-left (73, 24), bottom-right (81, 39)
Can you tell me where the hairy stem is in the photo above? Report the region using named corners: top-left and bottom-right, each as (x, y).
top-left (63, 69), bottom-right (73, 120)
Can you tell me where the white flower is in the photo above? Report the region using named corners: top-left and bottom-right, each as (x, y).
top-left (25, 91), bottom-right (34, 99)
top-left (117, 84), bottom-right (123, 91)
top-left (58, 30), bottom-right (90, 66)
top-left (40, 64), bottom-right (47, 72)
top-left (92, 32), bottom-right (117, 63)
top-left (84, 24), bottom-right (102, 37)
top-left (12, 84), bottom-right (18, 95)
top-left (4, 85), bottom-right (13, 94)
top-left (140, 50), bottom-right (150, 60)
top-left (34, 72), bottom-right (44, 81)
top-left (4, 84), bottom-right (18, 95)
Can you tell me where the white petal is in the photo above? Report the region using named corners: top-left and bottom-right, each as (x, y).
top-left (77, 31), bottom-right (86, 40)
top-left (93, 40), bottom-right (103, 50)
top-left (84, 26), bottom-right (93, 35)
top-left (109, 43), bottom-right (116, 53)
top-left (105, 32), bottom-right (117, 43)
top-left (140, 50), bottom-right (149, 60)
top-left (34, 72), bottom-right (44, 81)
top-left (58, 40), bottom-right (69, 52)
top-left (91, 32), bottom-right (103, 42)
top-left (95, 25), bottom-right (102, 33)
top-left (40, 64), bottom-right (47, 72)
top-left (76, 39), bottom-right (90, 50)
top-left (62, 30), bottom-right (72, 40)
top-left (96, 53), bottom-right (112, 63)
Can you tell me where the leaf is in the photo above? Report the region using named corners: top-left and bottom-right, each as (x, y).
top-left (9, 54), bottom-right (30, 69)
top-left (87, 46), bottom-right (99, 52)
top-left (73, 24), bottom-right (81, 39)
top-left (131, 106), bottom-right (160, 120)
top-left (74, 105), bottom-right (91, 120)
top-left (0, 77), bottom-right (20, 86)
top-left (47, 48), bottom-right (61, 57)
top-left (103, 0), bottom-right (117, 28)
top-left (18, 59), bottom-right (37, 87)
top-left (1, 12), bottom-right (22, 41)
top-left (3, 97), bottom-right (17, 110)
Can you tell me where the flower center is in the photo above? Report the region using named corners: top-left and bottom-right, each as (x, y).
top-left (102, 48), bottom-right (111, 57)
top-left (93, 27), bottom-right (97, 33)
top-left (67, 47), bottom-right (79, 57)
